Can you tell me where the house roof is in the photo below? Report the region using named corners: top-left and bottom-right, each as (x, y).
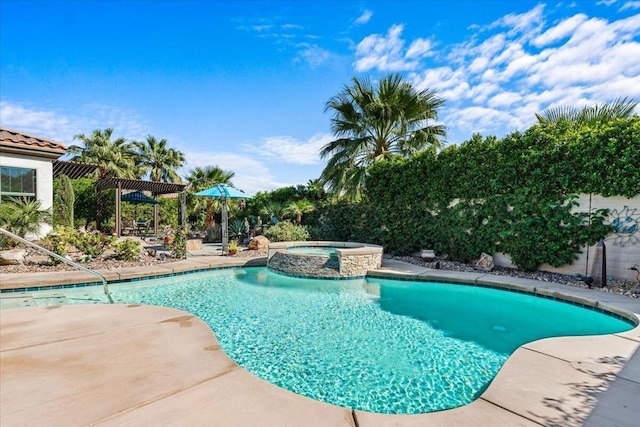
top-left (0, 127), bottom-right (67, 159)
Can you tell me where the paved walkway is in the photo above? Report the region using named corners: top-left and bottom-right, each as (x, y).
top-left (1, 256), bottom-right (639, 426)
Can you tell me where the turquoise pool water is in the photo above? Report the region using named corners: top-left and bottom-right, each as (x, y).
top-left (84, 268), bottom-right (633, 414)
top-left (287, 246), bottom-right (338, 256)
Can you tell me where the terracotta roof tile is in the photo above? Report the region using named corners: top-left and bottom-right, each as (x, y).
top-left (0, 126), bottom-right (67, 158)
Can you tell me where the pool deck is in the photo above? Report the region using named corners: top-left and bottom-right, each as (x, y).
top-left (1, 255), bottom-right (639, 426)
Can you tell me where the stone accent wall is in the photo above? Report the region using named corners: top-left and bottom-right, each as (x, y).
top-left (339, 253), bottom-right (382, 277)
top-left (266, 241), bottom-right (384, 278)
top-left (268, 251), bottom-right (341, 278)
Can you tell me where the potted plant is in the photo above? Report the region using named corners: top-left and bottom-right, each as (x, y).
top-left (163, 226), bottom-right (174, 247)
top-left (227, 240), bottom-right (240, 256)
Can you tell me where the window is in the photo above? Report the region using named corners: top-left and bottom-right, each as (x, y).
top-left (0, 166), bottom-right (37, 201)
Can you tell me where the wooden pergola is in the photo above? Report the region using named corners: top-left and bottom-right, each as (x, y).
top-left (96, 177), bottom-right (187, 237)
top-left (53, 161), bottom-right (188, 237)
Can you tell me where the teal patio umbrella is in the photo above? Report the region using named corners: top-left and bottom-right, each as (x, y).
top-left (193, 184), bottom-right (253, 255)
top-left (121, 191), bottom-right (158, 230)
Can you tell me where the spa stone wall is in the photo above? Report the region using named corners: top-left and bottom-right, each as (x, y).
top-left (267, 250), bottom-right (382, 278)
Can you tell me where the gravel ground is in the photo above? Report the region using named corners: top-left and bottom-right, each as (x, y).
top-left (386, 255), bottom-right (640, 299)
top-left (2, 248), bottom-right (638, 299)
top-left (0, 246), bottom-right (267, 274)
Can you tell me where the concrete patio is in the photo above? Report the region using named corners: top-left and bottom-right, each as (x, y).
top-left (1, 256), bottom-right (639, 426)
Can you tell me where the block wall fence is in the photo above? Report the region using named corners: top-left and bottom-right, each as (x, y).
top-left (493, 194), bottom-right (640, 281)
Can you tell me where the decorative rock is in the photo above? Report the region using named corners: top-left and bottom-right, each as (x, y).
top-left (248, 235), bottom-right (270, 250)
top-left (475, 252), bottom-right (494, 272)
top-left (0, 248), bottom-right (27, 265)
top-left (421, 249), bottom-right (436, 262)
top-left (186, 238), bottom-right (203, 251)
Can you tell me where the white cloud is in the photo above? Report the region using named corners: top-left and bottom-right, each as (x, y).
top-left (533, 14), bottom-right (588, 47)
top-left (180, 151), bottom-right (283, 196)
top-left (443, 106), bottom-right (518, 136)
top-left (398, 3), bottom-right (640, 141)
top-left (597, 0), bottom-right (618, 6)
top-left (252, 25), bottom-right (273, 32)
top-left (477, 34), bottom-right (507, 59)
top-left (589, 74), bottom-right (640, 99)
top-left (0, 101), bottom-right (74, 143)
top-left (487, 92), bottom-right (522, 108)
top-left (182, 142), bottom-right (329, 195)
top-left (297, 44), bottom-right (331, 67)
top-left (468, 56), bottom-right (489, 73)
top-left (354, 24), bottom-right (420, 72)
top-left (0, 101), bottom-right (148, 145)
top-left (406, 38), bottom-right (434, 59)
top-left (354, 10), bottom-right (373, 25)
top-left (468, 82), bottom-right (500, 104)
top-left (246, 133), bottom-right (330, 165)
top-left (281, 23), bottom-right (303, 31)
top-left (487, 3), bottom-right (546, 37)
top-left (620, 1), bottom-right (640, 11)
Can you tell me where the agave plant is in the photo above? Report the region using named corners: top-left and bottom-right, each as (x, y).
top-left (228, 218), bottom-right (246, 242)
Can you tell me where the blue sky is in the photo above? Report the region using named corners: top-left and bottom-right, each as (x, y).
top-left (1, 0), bottom-right (639, 195)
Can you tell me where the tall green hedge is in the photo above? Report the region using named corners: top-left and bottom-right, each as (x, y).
top-left (319, 117), bottom-right (639, 271)
top-left (53, 175), bottom-right (75, 228)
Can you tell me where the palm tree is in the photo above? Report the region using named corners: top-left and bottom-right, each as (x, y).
top-left (185, 166), bottom-right (235, 228)
top-left (67, 128), bottom-right (137, 178)
top-left (321, 74), bottom-right (446, 199)
top-left (133, 135), bottom-right (185, 183)
top-left (282, 199), bottom-right (315, 225)
top-left (258, 201), bottom-right (285, 224)
top-left (536, 97), bottom-right (638, 125)
top-left (0, 197), bottom-right (52, 239)
top-left (306, 179), bottom-right (326, 200)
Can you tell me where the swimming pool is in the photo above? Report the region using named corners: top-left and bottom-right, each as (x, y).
top-left (53, 267), bottom-right (634, 414)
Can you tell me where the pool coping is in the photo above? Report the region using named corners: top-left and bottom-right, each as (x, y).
top-left (1, 256), bottom-right (640, 426)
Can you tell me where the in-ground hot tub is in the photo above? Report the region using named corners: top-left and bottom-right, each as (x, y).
top-left (267, 241), bottom-right (384, 278)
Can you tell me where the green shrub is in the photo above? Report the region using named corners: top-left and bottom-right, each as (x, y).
top-left (53, 175), bottom-right (75, 228)
top-left (112, 239), bottom-right (142, 261)
top-left (73, 230), bottom-right (115, 258)
top-left (170, 226), bottom-right (187, 259)
top-left (0, 197), bottom-right (52, 244)
top-left (41, 227), bottom-right (76, 264)
top-left (264, 221), bottom-right (310, 242)
top-left (41, 227), bottom-right (115, 263)
top-left (310, 117), bottom-right (638, 270)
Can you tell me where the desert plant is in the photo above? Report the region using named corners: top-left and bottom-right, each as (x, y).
top-left (229, 218), bottom-right (246, 241)
top-left (0, 197), bottom-right (52, 239)
top-left (40, 227), bottom-right (76, 264)
top-left (264, 221), bottom-right (310, 242)
top-left (112, 239), bottom-right (142, 261)
top-left (73, 230), bottom-right (115, 258)
top-left (227, 239), bottom-right (240, 255)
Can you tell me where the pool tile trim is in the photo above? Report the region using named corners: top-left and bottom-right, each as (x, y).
top-left (4, 262), bottom-right (637, 326)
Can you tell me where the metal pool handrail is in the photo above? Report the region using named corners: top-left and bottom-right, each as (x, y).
top-left (0, 228), bottom-right (113, 303)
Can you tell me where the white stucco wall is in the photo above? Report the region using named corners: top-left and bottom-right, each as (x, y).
top-left (494, 194), bottom-right (640, 282)
top-left (0, 153), bottom-right (54, 238)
